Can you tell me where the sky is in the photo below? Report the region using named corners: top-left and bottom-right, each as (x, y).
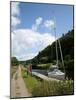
top-left (11, 2), bottom-right (73, 61)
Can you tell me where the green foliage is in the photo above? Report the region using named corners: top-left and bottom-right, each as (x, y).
top-left (32, 80), bottom-right (74, 96)
top-left (58, 59), bottom-right (74, 79)
top-left (64, 55), bottom-right (71, 61)
top-left (22, 70), bottom-right (40, 93)
top-left (56, 80), bottom-right (74, 95)
top-left (32, 63), bottom-right (51, 70)
top-left (37, 63), bottom-right (51, 70)
top-left (11, 57), bottom-right (19, 66)
top-left (64, 59), bottom-right (74, 79)
top-left (64, 60), bottom-right (74, 70)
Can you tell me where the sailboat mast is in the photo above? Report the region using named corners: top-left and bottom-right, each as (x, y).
top-left (58, 38), bottom-right (65, 73)
top-left (54, 18), bottom-right (58, 66)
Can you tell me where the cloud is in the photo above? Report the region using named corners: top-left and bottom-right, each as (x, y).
top-left (11, 16), bottom-right (21, 28)
top-left (18, 53), bottom-right (38, 61)
top-left (44, 20), bottom-right (55, 29)
top-left (11, 3), bottom-right (56, 61)
top-left (32, 18), bottom-right (55, 31)
top-left (11, 2), bottom-right (20, 29)
top-left (32, 17), bottom-right (43, 31)
top-left (12, 29), bottom-right (55, 60)
top-left (36, 17), bottom-right (43, 25)
top-left (11, 2), bottom-right (20, 16)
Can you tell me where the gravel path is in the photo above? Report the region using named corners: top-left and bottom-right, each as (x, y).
top-left (11, 65), bottom-right (31, 98)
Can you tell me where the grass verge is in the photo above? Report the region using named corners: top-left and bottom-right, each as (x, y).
top-left (22, 70), bottom-right (41, 94)
top-left (22, 69), bottom-right (74, 97)
top-left (32, 80), bottom-right (74, 97)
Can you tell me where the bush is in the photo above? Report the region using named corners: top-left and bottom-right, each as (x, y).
top-left (32, 63), bottom-right (51, 70)
top-left (58, 59), bottom-right (74, 79)
top-left (56, 80), bottom-right (74, 95)
top-left (11, 57), bottom-right (19, 66)
top-left (64, 60), bottom-right (74, 79)
top-left (64, 60), bottom-right (74, 69)
top-left (32, 80), bottom-right (74, 97)
top-left (64, 55), bottom-right (71, 61)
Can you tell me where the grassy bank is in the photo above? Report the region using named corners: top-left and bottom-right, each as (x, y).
top-left (22, 70), bottom-right (41, 93)
top-left (22, 69), bottom-right (74, 97)
top-left (32, 80), bottom-right (74, 97)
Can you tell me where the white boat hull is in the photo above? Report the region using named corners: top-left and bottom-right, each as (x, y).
top-left (48, 69), bottom-right (65, 80)
top-left (48, 73), bottom-right (65, 80)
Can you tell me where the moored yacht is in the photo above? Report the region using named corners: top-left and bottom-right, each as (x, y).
top-left (47, 65), bottom-right (65, 80)
top-left (47, 16), bottom-right (65, 80)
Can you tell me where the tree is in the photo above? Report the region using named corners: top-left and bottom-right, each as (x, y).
top-left (11, 57), bottom-right (19, 66)
top-left (64, 55), bottom-right (71, 61)
top-left (62, 33), bottom-right (65, 37)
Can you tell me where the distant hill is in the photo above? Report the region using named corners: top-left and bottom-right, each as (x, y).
top-left (29, 29), bottom-right (74, 64)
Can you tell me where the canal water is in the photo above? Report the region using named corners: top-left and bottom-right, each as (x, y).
top-left (32, 69), bottom-right (48, 76)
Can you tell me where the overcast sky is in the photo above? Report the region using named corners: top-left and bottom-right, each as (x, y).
top-left (11, 2), bottom-right (73, 61)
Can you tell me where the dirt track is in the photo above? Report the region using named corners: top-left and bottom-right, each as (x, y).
top-left (11, 65), bottom-right (31, 98)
